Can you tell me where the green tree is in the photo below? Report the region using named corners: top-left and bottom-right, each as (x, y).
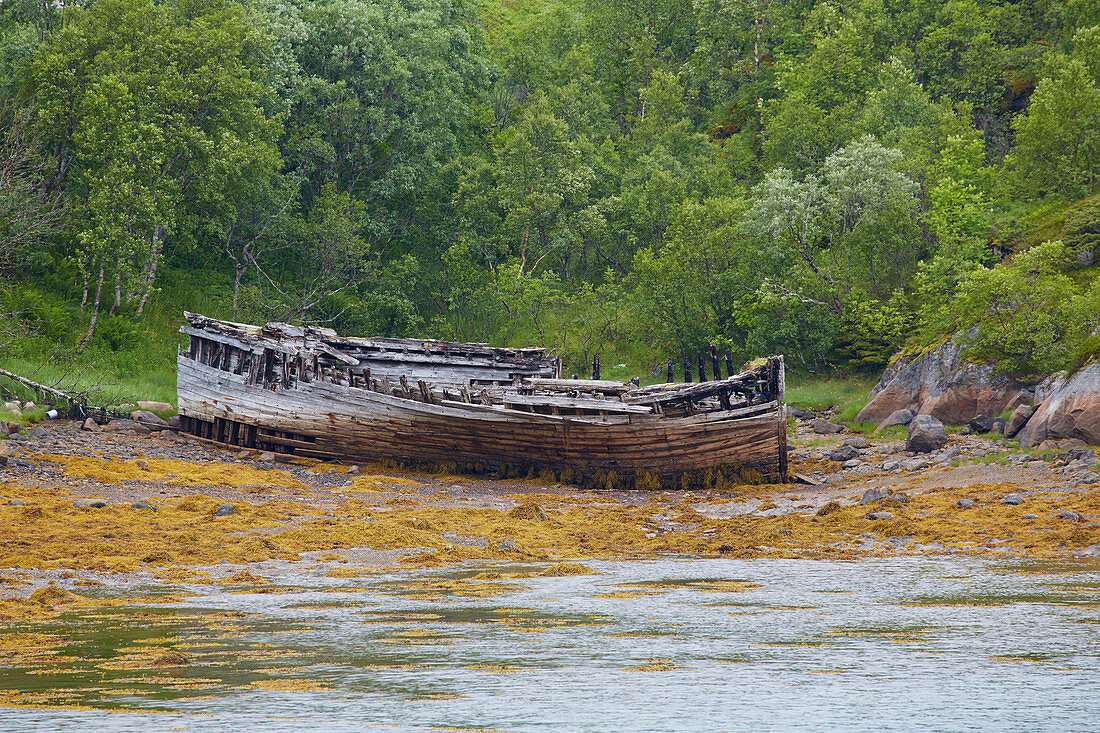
top-left (23, 0), bottom-right (280, 346)
top-left (1011, 59), bottom-right (1100, 197)
top-left (952, 240), bottom-right (1099, 376)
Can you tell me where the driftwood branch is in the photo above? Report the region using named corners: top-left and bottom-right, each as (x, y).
top-left (0, 366), bottom-right (87, 410)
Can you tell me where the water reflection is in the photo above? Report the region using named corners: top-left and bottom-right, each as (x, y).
top-left (4, 557), bottom-right (1100, 731)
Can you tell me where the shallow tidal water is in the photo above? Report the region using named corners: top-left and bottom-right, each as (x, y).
top-left (4, 556), bottom-right (1100, 732)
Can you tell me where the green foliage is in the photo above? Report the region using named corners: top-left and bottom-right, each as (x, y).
top-left (1011, 59), bottom-right (1100, 198)
top-left (3, 0), bottom-right (1100, 397)
top-left (1061, 195), bottom-right (1100, 267)
top-left (951, 241), bottom-right (1100, 376)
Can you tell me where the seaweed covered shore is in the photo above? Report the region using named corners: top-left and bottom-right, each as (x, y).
top-left (1, 419), bottom-right (1097, 621)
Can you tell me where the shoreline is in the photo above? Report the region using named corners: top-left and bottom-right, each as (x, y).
top-left (0, 419), bottom-right (1098, 618)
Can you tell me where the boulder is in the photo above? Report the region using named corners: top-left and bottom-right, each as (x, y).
top-left (855, 334), bottom-right (1035, 425)
top-left (906, 414), bottom-right (947, 454)
top-left (860, 487), bottom-right (890, 505)
top-left (137, 401), bottom-right (174, 412)
top-left (843, 436), bottom-right (869, 449)
top-left (131, 410), bottom-right (168, 430)
top-left (1056, 510), bottom-right (1081, 522)
top-left (968, 415), bottom-right (997, 433)
top-left (827, 445), bottom-right (861, 462)
top-left (812, 418), bottom-right (843, 434)
top-left (81, 417), bottom-right (100, 432)
top-left (1017, 361), bottom-right (1100, 448)
top-left (213, 504), bottom-right (234, 517)
top-left (789, 407), bottom-right (814, 420)
top-left (876, 409), bottom-right (915, 432)
top-left (1001, 494), bottom-right (1024, 505)
top-left (866, 511), bottom-right (894, 520)
top-left (957, 498), bottom-right (975, 508)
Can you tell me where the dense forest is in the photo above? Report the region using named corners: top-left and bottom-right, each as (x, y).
top-left (1, 0), bottom-right (1099, 394)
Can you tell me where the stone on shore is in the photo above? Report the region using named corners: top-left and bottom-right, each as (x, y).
top-left (812, 418), bottom-right (843, 434)
top-left (827, 444), bottom-right (861, 462)
top-left (131, 410), bottom-right (168, 430)
top-left (214, 504), bottom-right (234, 517)
top-left (866, 511), bottom-right (894, 520)
top-left (860, 487), bottom-right (889, 505)
top-left (82, 417), bottom-right (100, 432)
top-left (1001, 493), bottom-right (1024, 505)
top-left (876, 408), bottom-right (915, 432)
top-left (1005, 404), bottom-right (1034, 438)
top-left (906, 414), bottom-right (947, 453)
top-left (957, 498), bottom-right (975, 508)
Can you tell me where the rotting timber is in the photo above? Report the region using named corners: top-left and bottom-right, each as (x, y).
top-left (176, 312), bottom-right (788, 489)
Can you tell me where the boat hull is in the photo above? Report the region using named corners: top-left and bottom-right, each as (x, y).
top-left (177, 356), bottom-right (788, 487)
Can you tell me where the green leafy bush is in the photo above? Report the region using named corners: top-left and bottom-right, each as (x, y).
top-left (952, 241), bottom-right (1100, 377)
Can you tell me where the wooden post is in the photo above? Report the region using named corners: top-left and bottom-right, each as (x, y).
top-left (724, 348), bottom-right (734, 379)
top-left (710, 345), bottom-right (720, 381)
top-left (592, 353), bottom-right (600, 380)
top-left (697, 353), bottom-right (707, 383)
top-left (666, 359), bottom-right (673, 383)
top-left (682, 355), bottom-right (692, 383)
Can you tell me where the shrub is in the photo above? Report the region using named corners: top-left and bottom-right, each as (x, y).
top-left (952, 241), bottom-right (1098, 377)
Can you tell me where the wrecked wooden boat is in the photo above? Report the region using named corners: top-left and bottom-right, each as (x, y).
top-left (176, 312), bottom-right (788, 488)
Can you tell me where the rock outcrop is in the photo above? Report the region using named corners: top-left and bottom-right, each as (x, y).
top-left (856, 334), bottom-right (1035, 426)
top-left (1017, 362), bottom-right (1100, 448)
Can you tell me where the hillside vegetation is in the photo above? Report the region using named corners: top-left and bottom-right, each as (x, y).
top-left (1, 0), bottom-right (1099, 403)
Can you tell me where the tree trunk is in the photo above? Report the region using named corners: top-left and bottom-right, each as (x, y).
top-left (78, 264), bottom-right (105, 352)
top-left (232, 261), bottom-right (247, 316)
top-left (110, 270), bottom-right (121, 316)
top-left (133, 223), bottom-right (165, 318)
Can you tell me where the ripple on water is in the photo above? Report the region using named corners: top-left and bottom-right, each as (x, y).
top-left (0, 556), bottom-right (1098, 731)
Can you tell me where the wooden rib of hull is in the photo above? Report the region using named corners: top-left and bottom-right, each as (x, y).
top-left (177, 357), bottom-right (787, 483)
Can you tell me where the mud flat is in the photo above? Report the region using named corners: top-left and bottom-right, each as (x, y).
top-left (0, 419), bottom-right (1096, 599)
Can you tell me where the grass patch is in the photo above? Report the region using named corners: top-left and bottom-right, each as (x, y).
top-left (786, 375), bottom-right (876, 422)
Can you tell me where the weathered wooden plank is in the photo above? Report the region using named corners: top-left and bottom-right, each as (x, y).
top-left (522, 377), bottom-right (630, 395)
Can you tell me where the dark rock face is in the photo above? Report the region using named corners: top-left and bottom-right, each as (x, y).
top-left (968, 415), bottom-right (997, 433)
top-left (906, 414), bottom-right (947, 453)
top-left (1017, 362), bottom-right (1100, 448)
top-left (856, 335), bottom-right (1034, 425)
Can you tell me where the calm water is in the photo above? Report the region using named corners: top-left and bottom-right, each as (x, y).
top-left (4, 556), bottom-right (1100, 732)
